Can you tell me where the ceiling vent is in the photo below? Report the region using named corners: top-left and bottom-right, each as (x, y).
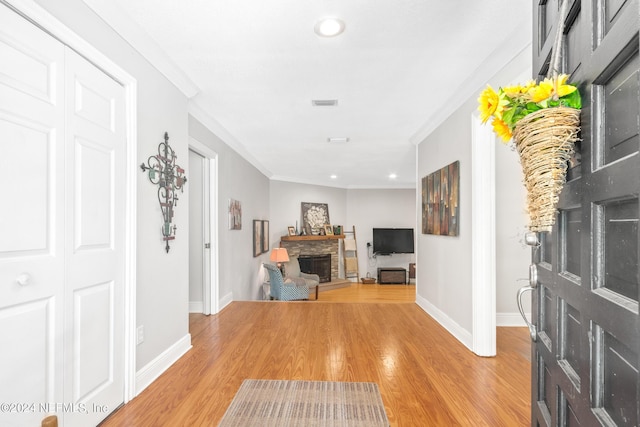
top-left (312, 99), bottom-right (338, 107)
top-left (327, 137), bottom-right (349, 143)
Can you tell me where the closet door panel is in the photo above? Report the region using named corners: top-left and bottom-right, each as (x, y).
top-left (0, 5), bottom-right (65, 427)
top-left (64, 48), bottom-right (126, 427)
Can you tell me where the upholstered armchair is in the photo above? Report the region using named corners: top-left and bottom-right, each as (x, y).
top-left (284, 256), bottom-right (320, 288)
top-left (263, 263), bottom-right (310, 301)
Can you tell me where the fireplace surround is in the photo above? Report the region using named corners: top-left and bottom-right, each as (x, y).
top-left (279, 235), bottom-right (340, 281)
top-left (298, 254), bottom-right (331, 283)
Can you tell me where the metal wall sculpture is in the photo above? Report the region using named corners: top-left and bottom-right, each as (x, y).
top-left (140, 132), bottom-right (187, 252)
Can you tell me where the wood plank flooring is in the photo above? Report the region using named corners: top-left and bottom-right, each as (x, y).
top-left (101, 285), bottom-right (531, 426)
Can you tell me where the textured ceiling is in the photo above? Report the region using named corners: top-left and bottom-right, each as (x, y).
top-left (98, 0), bottom-right (532, 188)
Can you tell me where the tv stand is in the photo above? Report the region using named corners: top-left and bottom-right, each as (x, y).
top-left (377, 267), bottom-right (406, 284)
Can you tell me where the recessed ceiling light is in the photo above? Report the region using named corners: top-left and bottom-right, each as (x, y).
top-left (314, 17), bottom-right (346, 37)
top-left (327, 137), bottom-right (349, 143)
top-left (330, 174), bottom-right (337, 179)
top-left (389, 173), bottom-right (398, 179)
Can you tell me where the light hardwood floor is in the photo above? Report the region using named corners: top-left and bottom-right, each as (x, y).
top-left (101, 283), bottom-right (531, 426)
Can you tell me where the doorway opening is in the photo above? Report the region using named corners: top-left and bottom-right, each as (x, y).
top-left (188, 138), bottom-right (219, 315)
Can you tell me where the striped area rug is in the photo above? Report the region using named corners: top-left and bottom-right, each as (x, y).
top-left (218, 379), bottom-right (390, 427)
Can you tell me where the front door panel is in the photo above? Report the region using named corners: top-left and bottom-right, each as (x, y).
top-left (531, 0), bottom-right (640, 425)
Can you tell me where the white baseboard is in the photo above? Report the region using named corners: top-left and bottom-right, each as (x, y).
top-left (497, 312), bottom-right (529, 327)
top-left (136, 333), bottom-right (192, 395)
top-left (415, 294), bottom-right (473, 351)
top-left (219, 291), bottom-right (233, 310)
top-left (189, 301), bottom-right (204, 313)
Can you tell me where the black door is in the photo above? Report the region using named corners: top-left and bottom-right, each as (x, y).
top-left (530, 0), bottom-right (640, 425)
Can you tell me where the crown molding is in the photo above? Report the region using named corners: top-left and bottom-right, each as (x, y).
top-left (410, 20), bottom-right (532, 146)
top-left (81, 0), bottom-right (199, 98)
top-left (188, 101), bottom-right (273, 178)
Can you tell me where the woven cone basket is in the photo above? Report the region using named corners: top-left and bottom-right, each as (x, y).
top-left (512, 106), bottom-right (580, 232)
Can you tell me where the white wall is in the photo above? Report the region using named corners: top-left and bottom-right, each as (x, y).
top-left (269, 181), bottom-right (347, 268)
top-left (269, 183), bottom-right (415, 280)
top-left (495, 132), bottom-right (531, 325)
top-left (189, 117), bottom-right (271, 302)
top-left (417, 120), bottom-right (474, 333)
top-left (416, 44), bottom-right (533, 343)
top-left (346, 189), bottom-right (416, 279)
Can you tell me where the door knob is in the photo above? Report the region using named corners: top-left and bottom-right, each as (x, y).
top-left (16, 273), bottom-right (31, 286)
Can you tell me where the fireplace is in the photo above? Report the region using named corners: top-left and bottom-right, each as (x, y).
top-left (298, 254), bottom-right (331, 283)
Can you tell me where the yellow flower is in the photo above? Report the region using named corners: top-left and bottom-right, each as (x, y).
top-left (478, 85), bottom-right (508, 123)
top-left (555, 74), bottom-right (577, 97)
top-left (503, 83), bottom-right (535, 104)
top-left (502, 84), bottom-right (523, 99)
top-left (492, 117), bottom-right (512, 143)
top-left (530, 78), bottom-right (554, 103)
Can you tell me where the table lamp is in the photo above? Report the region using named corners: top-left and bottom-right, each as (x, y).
top-left (270, 247), bottom-right (289, 275)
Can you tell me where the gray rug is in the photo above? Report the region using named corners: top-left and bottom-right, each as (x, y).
top-left (218, 379), bottom-right (390, 427)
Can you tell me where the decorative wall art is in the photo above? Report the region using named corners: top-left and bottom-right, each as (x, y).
top-left (301, 202), bottom-right (330, 235)
top-left (229, 199), bottom-right (242, 230)
top-left (140, 132), bottom-right (187, 253)
top-left (253, 220), bottom-right (262, 257)
top-left (422, 160), bottom-right (459, 236)
top-left (261, 220), bottom-right (269, 253)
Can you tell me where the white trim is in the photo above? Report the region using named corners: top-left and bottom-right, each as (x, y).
top-left (123, 69), bottom-right (138, 404)
top-left (415, 294), bottom-right (473, 351)
top-left (135, 334), bottom-right (192, 395)
top-left (189, 301), bottom-right (204, 313)
top-left (471, 113), bottom-right (496, 357)
top-left (4, 0), bottom-right (139, 403)
top-left (189, 137), bottom-right (220, 315)
top-left (219, 292), bottom-right (234, 311)
top-left (80, 0), bottom-right (199, 98)
top-left (497, 313), bottom-right (529, 327)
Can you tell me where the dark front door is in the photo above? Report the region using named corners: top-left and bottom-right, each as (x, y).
top-left (529, 0), bottom-right (640, 425)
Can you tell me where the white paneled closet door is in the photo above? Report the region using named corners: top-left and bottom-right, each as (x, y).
top-left (63, 46), bottom-right (126, 427)
top-left (0, 5), bottom-right (126, 427)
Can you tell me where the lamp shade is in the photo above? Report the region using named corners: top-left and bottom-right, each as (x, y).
top-left (269, 247), bottom-right (289, 263)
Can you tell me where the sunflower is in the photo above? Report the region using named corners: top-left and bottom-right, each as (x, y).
top-left (491, 117), bottom-right (512, 143)
top-left (554, 74), bottom-right (578, 98)
top-left (478, 85), bottom-right (508, 123)
top-left (529, 78), bottom-right (554, 103)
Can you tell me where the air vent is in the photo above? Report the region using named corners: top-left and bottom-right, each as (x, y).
top-left (327, 137), bottom-right (349, 143)
top-left (312, 99), bottom-right (338, 107)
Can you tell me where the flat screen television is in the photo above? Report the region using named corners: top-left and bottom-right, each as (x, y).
top-left (372, 228), bottom-right (415, 255)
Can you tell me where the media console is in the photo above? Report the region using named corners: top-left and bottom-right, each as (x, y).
top-left (377, 267), bottom-right (406, 284)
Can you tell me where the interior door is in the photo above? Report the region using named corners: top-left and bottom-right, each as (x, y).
top-left (0, 6), bottom-right (66, 427)
top-left (189, 149), bottom-right (205, 313)
top-left (63, 48), bottom-right (126, 426)
top-left (529, 0), bottom-right (640, 425)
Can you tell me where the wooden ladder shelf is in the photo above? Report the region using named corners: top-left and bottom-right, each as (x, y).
top-left (342, 226), bottom-right (359, 281)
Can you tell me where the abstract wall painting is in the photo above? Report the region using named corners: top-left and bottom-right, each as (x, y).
top-left (422, 161), bottom-right (459, 236)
